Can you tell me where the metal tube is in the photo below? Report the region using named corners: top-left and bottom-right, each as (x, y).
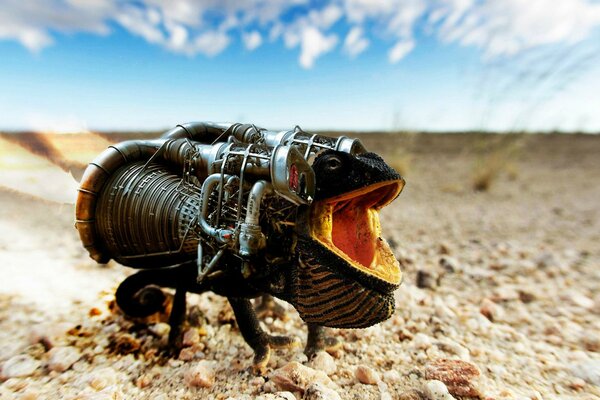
top-left (245, 180), bottom-right (273, 225)
top-left (238, 180), bottom-right (273, 257)
top-left (198, 174), bottom-right (235, 243)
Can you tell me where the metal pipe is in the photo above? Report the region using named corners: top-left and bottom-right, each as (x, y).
top-left (238, 180), bottom-right (273, 257)
top-left (198, 174), bottom-right (234, 243)
top-left (245, 180), bottom-right (273, 226)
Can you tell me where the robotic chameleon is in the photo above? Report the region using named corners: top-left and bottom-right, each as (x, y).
top-left (75, 122), bottom-right (405, 372)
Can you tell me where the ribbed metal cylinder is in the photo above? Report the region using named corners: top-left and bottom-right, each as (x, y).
top-left (95, 162), bottom-right (202, 268)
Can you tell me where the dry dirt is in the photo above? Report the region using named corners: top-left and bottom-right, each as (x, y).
top-left (0, 132), bottom-right (599, 400)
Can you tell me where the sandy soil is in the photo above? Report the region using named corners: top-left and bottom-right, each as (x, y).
top-left (0, 132), bottom-right (599, 400)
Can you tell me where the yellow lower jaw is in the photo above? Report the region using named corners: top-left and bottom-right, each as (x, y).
top-left (309, 202), bottom-right (401, 285)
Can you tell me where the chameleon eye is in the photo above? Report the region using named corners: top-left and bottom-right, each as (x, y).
top-left (324, 155), bottom-right (343, 171)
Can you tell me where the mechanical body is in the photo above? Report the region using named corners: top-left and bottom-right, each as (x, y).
top-left (75, 122), bottom-right (404, 372)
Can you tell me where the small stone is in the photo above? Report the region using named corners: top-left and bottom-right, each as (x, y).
top-left (383, 369), bottom-right (402, 383)
top-left (567, 377), bottom-right (586, 390)
top-left (479, 298), bottom-right (504, 322)
top-left (304, 382), bottom-right (342, 400)
top-left (412, 333), bottom-right (433, 350)
top-left (535, 252), bottom-right (557, 268)
top-left (136, 373), bottom-right (153, 388)
top-left (355, 365), bottom-right (379, 385)
top-left (86, 368), bottom-right (117, 391)
top-left (518, 290), bottom-right (536, 303)
top-left (416, 270), bottom-right (438, 289)
top-left (425, 359), bottom-right (481, 397)
top-left (47, 346), bottom-right (81, 372)
top-left (255, 392), bottom-right (296, 400)
top-left (149, 323), bottom-right (170, 339)
top-left (582, 334), bottom-right (600, 352)
top-left (3, 377), bottom-right (28, 391)
top-left (269, 362), bottom-right (335, 393)
top-left (570, 360), bottom-right (600, 385)
top-left (398, 389), bottom-right (427, 400)
top-left (182, 328), bottom-right (200, 347)
top-left (423, 380), bottom-right (455, 400)
top-left (1, 355), bottom-right (40, 379)
top-left (184, 360), bottom-right (215, 388)
top-left (436, 339), bottom-right (470, 361)
top-left (250, 376), bottom-right (265, 388)
top-left (179, 347), bottom-right (195, 361)
top-left (439, 256), bottom-right (459, 273)
top-left (308, 351), bottom-right (336, 375)
top-left (569, 292), bottom-right (594, 309)
top-left (18, 390), bottom-right (39, 400)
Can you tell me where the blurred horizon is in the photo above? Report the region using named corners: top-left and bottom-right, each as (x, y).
top-left (1, 0), bottom-right (599, 133)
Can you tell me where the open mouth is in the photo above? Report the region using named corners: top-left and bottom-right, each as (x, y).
top-left (309, 179), bottom-right (405, 285)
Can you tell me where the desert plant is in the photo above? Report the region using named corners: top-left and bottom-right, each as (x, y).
top-left (471, 134), bottom-right (525, 191)
top-left (388, 131), bottom-right (417, 177)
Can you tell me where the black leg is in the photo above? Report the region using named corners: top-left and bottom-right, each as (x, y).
top-left (305, 323), bottom-right (341, 358)
top-left (228, 297), bottom-right (299, 374)
top-left (168, 285), bottom-right (187, 349)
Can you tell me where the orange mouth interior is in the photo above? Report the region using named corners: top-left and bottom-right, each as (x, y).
top-left (309, 180), bottom-right (404, 284)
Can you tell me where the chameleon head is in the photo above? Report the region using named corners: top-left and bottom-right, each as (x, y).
top-left (292, 150), bottom-right (405, 329)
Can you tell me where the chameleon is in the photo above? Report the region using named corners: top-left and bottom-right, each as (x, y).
top-left (75, 122), bottom-right (404, 372)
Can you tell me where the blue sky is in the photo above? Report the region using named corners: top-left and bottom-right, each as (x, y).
top-left (0, 0), bottom-right (599, 132)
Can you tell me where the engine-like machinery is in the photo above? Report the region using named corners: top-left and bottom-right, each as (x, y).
top-left (76, 122), bottom-right (366, 283)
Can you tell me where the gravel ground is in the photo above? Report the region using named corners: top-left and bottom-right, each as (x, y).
top-left (0, 133), bottom-right (599, 400)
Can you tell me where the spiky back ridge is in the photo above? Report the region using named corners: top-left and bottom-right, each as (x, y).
top-left (292, 237), bottom-right (397, 329)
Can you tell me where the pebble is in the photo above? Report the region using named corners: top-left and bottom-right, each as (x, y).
top-left (136, 373), bottom-right (153, 388)
top-left (435, 339), bottom-right (470, 361)
top-left (255, 392), bottom-right (296, 400)
top-left (383, 369), bottom-right (402, 383)
top-left (184, 360), bottom-right (216, 388)
top-left (416, 270), bottom-right (438, 289)
top-left (439, 256), bottom-right (459, 273)
top-left (354, 365), bottom-right (379, 385)
top-left (423, 380), bottom-right (455, 400)
top-left (47, 346), bottom-right (81, 372)
top-left (570, 360), bottom-right (600, 385)
top-left (424, 359), bottom-right (481, 397)
top-left (179, 347), bottom-right (195, 361)
top-left (398, 389), bottom-right (427, 400)
top-left (149, 323), bottom-right (170, 339)
top-left (534, 252), bottom-right (558, 268)
top-left (1, 355), bottom-right (40, 379)
top-left (568, 292), bottom-right (594, 309)
top-left (412, 333), bottom-right (433, 350)
top-left (269, 362), bottom-right (335, 393)
top-left (304, 382), bottom-right (342, 400)
top-left (86, 367), bottom-right (117, 391)
top-left (308, 351), bottom-right (336, 375)
top-left (182, 328), bottom-right (200, 347)
top-left (479, 298), bottom-right (504, 322)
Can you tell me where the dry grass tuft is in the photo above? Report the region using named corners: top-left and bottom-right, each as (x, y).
top-left (471, 134), bottom-right (526, 192)
top-left (388, 132), bottom-right (417, 177)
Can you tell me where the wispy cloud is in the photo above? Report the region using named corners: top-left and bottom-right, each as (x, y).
top-left (1, 0), bottom-right (599, 67)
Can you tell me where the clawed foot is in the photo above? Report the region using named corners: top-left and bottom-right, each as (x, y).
top-left (252, 334), bottom-right (301, 375)
top-left (255, 294), bottom-right (288, 321)
top-left (304, 323), bottom-right (342, 359)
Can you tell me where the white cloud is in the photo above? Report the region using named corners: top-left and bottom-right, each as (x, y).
top-left (0, 0), bottom-right (599, 67)
top-left (191, 30), bottom-right (230, 57)
top-left (433, 0), bottom-right (600, 58)
top-left (388, 38), bottom-right (415, 63)
top-left (242, 31), bottom-right (263, 51)
top-left (344, 26), bottom-right (369, 57)
top-left (299, 26), bottom-right (338, 69)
